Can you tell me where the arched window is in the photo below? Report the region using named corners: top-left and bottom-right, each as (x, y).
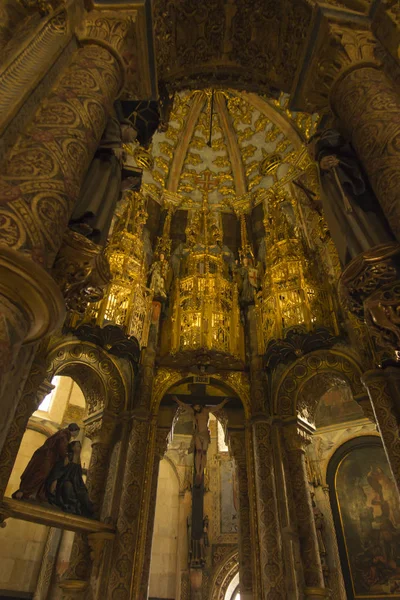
top-left (231, 588), bottom-right (240, 600)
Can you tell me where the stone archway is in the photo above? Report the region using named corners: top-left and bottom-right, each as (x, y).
top-left (209, 550), bottom-right (239, 600)
top-left (274, 348), bottom-right (364, 424)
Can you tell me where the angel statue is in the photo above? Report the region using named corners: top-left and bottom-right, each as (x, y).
top-left (173, 396), bottom-right (229, 486)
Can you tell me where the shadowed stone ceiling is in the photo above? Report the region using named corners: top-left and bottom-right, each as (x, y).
top-left (152, 0), bottom-right (313, 94)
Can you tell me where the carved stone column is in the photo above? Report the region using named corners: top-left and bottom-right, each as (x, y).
top-left (283, 424), bottom-right (328, 599)
top-left (362, 369), bottom-right (400, 493)
top-left (33, 527), bottom-right (62, 600)
top-left (107, 412), bottom-right (153, 599)
top-left (84, 413), bottom-right (116, 518)
top-left (0, 11), bottom-right (132, 389)
top-left (0, 356), bottom-right (52, 500)
top-left (229, 428), bottom-right (254, 600)
top-left (138, 426), bottom-right (169, 599)
top-left (252, 418), bottom-right (286, 599)
top-left (318, 486), bottom-right (346, 600)
top-left (331, 61), bottom-right (400, 241)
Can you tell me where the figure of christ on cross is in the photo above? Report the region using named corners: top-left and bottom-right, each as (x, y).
top-left (173, 396), bottom-right (229, 486)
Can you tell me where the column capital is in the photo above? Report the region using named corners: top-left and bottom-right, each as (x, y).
top-left (83, 410), bottom-right (117, 445)
top-left (283, 422), bottom-right (314, 452)
top-left (290, 6), bottom-right (379, 113)
top-left (76, 9), bottom-right (137, 97)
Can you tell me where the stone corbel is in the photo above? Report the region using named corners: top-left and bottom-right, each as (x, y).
top-left (52, 230), bottom-right (111, 318)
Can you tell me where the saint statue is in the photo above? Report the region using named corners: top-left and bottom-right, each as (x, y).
top-left (47, 441), bottom-right (94, 517)
top-left (308, 129), bottom-right (394, 267)
top-left (235, 256), bottom-right (258, 306)
top-left (69, 116), bottom-right (139, 246)
top-left (173, 396), bottom-right (229, 486)
top-left (12, 423), bottom-right (80, 501)
top-left (148, 252), bottom-right (170, 300)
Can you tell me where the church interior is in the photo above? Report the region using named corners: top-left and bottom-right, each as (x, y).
top-left (0, 1), bottom-right (400, 599)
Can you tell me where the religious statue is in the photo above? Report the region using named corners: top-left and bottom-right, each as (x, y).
top-left (69, 116), bottom-right (140, 246)
top-left (12, 423), bottom-right (80, 502)
top-left (173, 396), bottom-right (229, 486)
top-left (47, 441), bottom-right (94, 518)
top-left (308, 129), bottom-right (394, 267)
top-left (235, 256), bottom-right (258, 307)
top-left (148, 253), bottom-right (170, 300)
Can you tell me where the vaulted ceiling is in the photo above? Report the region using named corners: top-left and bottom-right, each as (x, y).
top-left (143, 89), bottom-right (319, 211)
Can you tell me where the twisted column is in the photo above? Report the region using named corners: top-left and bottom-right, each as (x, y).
top-left (252, 418), bottom-right (286, 599)
top-left (362, 369), bottom-right (400, 493)
top-left (229, 428), bottom-right (254, 599)
top-left (283, 424), bottom-right (328, 599)
top-left (34, 527), bottom-right (63, 600)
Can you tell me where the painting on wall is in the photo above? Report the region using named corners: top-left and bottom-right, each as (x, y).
top-left (220, 458), bottom-right (238, 534)
top-left (315, 385), bottom-right (364, 428)
top-left (328, 437), bottom-right (400, 599)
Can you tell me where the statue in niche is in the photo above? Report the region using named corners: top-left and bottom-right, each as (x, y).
top-left (235, 256), bottom-right (259, 307)
top-left (69, 116), bottom-right (141, 246)
top-left (148, 252), bottom-right (170, 300)
top-left (308, 129), bottom-right (394, 267)
top-left (46, 441), bottom-right (94, 517)
top-left (12, 423), bottom-right (80, 502)
top-left (173, 396), bottom-right (229, 486)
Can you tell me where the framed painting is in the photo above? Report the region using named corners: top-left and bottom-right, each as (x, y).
top-left (328, 436), bottom-right (400, 599)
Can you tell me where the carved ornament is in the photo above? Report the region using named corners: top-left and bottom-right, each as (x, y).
top-left (52, 230), bottom-right (111, 317)
top-left (339, 242), bottom-right (400, 365)
top-left (291, 10), bottom-right (379, 112)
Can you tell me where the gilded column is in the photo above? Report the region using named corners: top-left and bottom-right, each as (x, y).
top-left (283, 424), bottom-right (328, 599)
top-left (0, 11), bottom-right (131, 387)
top-left (0, 356), bottom-right (52, 500)
top-left (229, 428), bottom-right (254, 600)
top-left (138, 426), bottom-right (169, 600)
top-left (362, 369), bottom-right (400, 493)
top-left (252, 418), bottom-right (286, 599)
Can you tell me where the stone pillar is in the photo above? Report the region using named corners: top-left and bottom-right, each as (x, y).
top-left (252, 418), bottom-right (286, 599)
top-left (33, 527), bottom-right (63, 600)
top-left (84, 414), bottom-right (116, 518)
top-left (272, 423), bottom-right (304, 599)
top-left (0, 357), bottom-right (52, 500)
top-left (107, 413), bottom-right (153, 599)
top-left (138, 426), bottom-right (169, 600)
top-left (362, 369), bottom-right (400, 493)
top-left (331, 63), bottom-right (400, 240)
top-left (0, 11), bottom-right (131, 387)
top-left (318, 486), bottom-right (346, 600)
top-left (284, 424), bottom-right (328, 599)
top-left (229, 428), bottom-right (254, 600)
